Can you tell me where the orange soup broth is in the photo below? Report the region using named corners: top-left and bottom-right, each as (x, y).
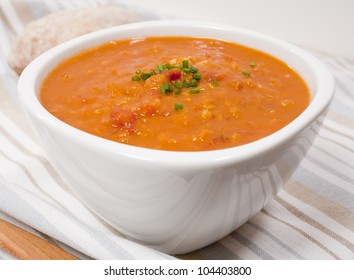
top-left (40, 37), bottom-right (310, 151)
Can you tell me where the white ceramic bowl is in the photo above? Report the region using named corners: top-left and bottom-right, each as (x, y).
top-left (18, 20), bottom-right (335, 254)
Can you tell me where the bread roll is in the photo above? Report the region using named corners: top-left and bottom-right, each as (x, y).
top-left (8, 6), bottom-right (142, 74)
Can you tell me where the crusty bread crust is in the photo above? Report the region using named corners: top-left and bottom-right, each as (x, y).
top-left (8, 6), bottom-right (142, 74)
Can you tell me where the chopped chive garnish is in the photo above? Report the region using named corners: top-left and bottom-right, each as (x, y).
top-left (182, 60), bottom-right (189, 68)
top-left (183, 80), bottom-right (190, 88)
top-left (242, 71), bottom-right (251, 77)
top-left (213, 78), bottom-right (219, 86)
top-left (250, 62), bottom-right (256, 67)
top-left (161, 82), bottom-right (173, 94)
top-left (189, 66), bottom-right (198, 73)
top-left (131, 60), bottom-right (210, 95)
top-left (190, 79), bottom-right (198, 87)
top-left (192, 73), bottom-right (202, 80)
top-left (190, 87), bottom-right (200, 94)
top-left (141, 72), bottom-right (152, 80)
top-left (175, 102), bottom-right (184, 110)
top-left (174, 81), bottom-right (183, 89)
top-left (131, 75), bottom-right (141, 81)
top-left (165, 63), bottom-right (173, 69)
top-left (157, 64), bottom-right (164, 72)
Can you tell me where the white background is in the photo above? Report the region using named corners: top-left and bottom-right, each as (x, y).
top-left (116, 0), bottom-right (354, 60)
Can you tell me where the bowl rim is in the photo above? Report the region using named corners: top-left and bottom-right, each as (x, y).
top-left (18, 19), bottom-right (335, 169)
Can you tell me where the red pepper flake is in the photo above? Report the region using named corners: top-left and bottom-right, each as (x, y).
top-left (168, 69), bottom-right (182, 81)
top-left (110, 108), bottom-right (137, 132)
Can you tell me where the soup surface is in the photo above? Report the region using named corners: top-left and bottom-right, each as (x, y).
top-left (40, 36), bottom-right (310, 151)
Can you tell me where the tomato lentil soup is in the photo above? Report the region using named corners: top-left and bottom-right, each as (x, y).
top-left (40, 36), bottom-right (310, 151)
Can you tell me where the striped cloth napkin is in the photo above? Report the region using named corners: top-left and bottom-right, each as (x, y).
top-left (1, 0), bottom-right (354, 260)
